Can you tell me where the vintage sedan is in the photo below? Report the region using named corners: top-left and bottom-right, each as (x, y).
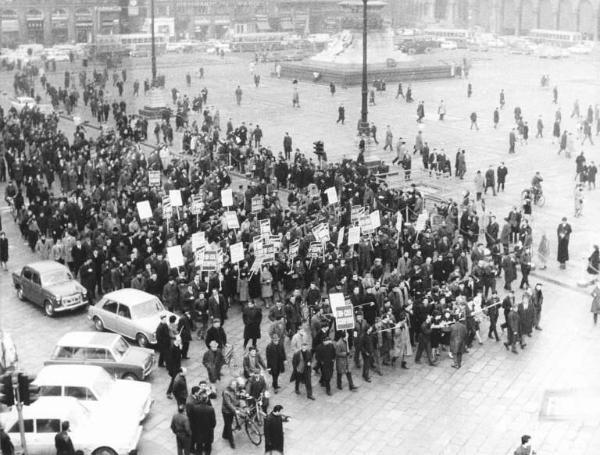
top-left (89, 288), bottom-right (176, 347)
top-left (35, 365), bottom-right (153, 422)
top-left (44, 332), bottom-right (155, 381)
top-left (0, 396), bottom-right (142, 455)
top-left (12, 260), bottom-right (88, 316)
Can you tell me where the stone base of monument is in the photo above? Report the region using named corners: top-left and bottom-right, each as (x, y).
top-left (138, 88), bottom-right (171, 119)
top-left (280, 59), bottom-right (455, 86)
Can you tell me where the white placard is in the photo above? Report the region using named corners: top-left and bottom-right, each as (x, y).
top-left (167, 245), bottom-right (185, 268)
top-left (347, 226), bottom-right (361, 246)
top-left (396, 211), bottom-right (403, 231)
top-left (329, 292), bottom-right (346, 311)
top-left (337, 226), bottom-right (344, 248)
top-left (415, 210), bottom-right (428, 232)
top-left (369, 210), bottom-right (381, 229)
top-left (191, 232), bottom-right (205, 251)
top-left (148, 170), bottom-right (161, 187)
top-left (169, 189), bottom-right (183, 207)
top-left (312, 223), bottom-right (330, 242)
top-left (225, 211), bottom-right (240, 229)
top-left (136, 200), bottom-right (152, 220)
top-left (221, 188), bottom-right (233, 207)
top-left (230, 242), bottom-right (245, 263)
top-left (259, 219), bottom-right (271, 235)
top-left (325, 187), bottom-right (338, 204)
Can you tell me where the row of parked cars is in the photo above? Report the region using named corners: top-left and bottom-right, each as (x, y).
top-left (5, 260), bottom-right (180, 454)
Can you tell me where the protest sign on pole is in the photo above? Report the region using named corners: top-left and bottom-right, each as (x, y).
top-left (230, 242), bottom-right (245, 263)
top-left (169, 189), bottom-right (183, 207)
top-left (167, 245), bottom-right (185, 268)
top-left (351, 205), bottom-right (365, 224)
top-left (259, 219), bottom-right (271, 235)
top-left (148, 170), bottom-right (161, 187)
top-left (191, 232), bottom-right (206, 251)
top-left (190, 195), bottom-right (203, 215)
top-left (325, 187), bottom-right (338, 204)
top-left (136, 200), bottom-right (152, 220)
top-left (308, 242), bottom-right (323, 259)
top-left (396, 211), bottom-right (403, 231)
top-left (288, 240), bottom-right (299, 259)
top-left (201, 250), bottom-right (219, 272)
top-left (415, 210), bottom-right (429, 232)
top-left (329, 293), bottom-right (355, 330)
top-left (162, 196), bottom-right (172, 219)
top-left (221, 188), bottom-right (233, 207)
top-left (337, 226), bottom-right (345, 248)
top-left (270, 234), bottom-right (282, 251)
top-left (224, 211), bottom-right (240, 229)
top-left (347, 226), bottom-right (361, 246)
top-left (251, 196), bottom-right (263, 213)
top-left (369, 210), bottom-right (381, 229)
top-left (312, 223), bottom-right (330, 242)
top-left (359, 214), bottom-right (374, 235)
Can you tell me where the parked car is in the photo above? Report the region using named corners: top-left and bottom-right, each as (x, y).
top-left (89, 288), bottom-right (176, 347)
top-left (12, 260), bottom-right (88, 317)
top-left (399, 39), bottom-right (439, 54)
top-left (10, 96), bottom-right (36, 113)
top-left (440, 40), bottom-right (458, 50)
top-left (45, 331), bottom-right (155, 381)
top-left (0, 397), bottom-right (142, 455)
top-left (568, 43), bottom-right (593, 55)
top-left (35, 365), bottom-right (153, 422)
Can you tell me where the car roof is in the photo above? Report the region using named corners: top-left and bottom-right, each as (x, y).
top-left (55, 331), bottom-right (122, 348)
top-left (25, 260), bottom-right (69, 274)
top-left (101, 288), bottom-right (159, 307)
top-left (35, 365), bottom-right (109, 386)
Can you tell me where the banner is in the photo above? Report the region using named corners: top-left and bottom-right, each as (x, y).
top-left (162, 196), bottom-right (172, 219)
top-left (251, 196), bottom-right (263, 213)
top-left (325, 187), bottom-right (338, 204)
top-left (136, 200), bottom-right (152, 220)
top-left (221, 188), bottom-right (233, 207)
top-left (169, 189), bottom-right (183, 207)
top-left (148, 170), bottom-right (161, 187)
top-left (329, 292), bottom-right (355, 330)
top-left (167, 245), bottom-right (185, 268)
top-left (224, 211), bottom-right (239, 229)
top-left (347, 226), bottom-right (361, 246)
top-left (230, 242), bottom-right (245, 263)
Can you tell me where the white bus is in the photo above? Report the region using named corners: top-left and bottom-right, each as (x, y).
top-left (528, 29), bottom-right (582, 47)
top-left (423, 28), bottom-right (473, 46)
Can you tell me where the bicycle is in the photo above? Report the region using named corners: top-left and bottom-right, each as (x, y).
top-left (533, 188), bottom-right (545, 207)
top-left (223, 343), bottom-right (238, 372)
top-left (234, 403), bottom-right (263, 446)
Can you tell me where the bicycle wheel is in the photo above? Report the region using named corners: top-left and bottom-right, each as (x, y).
top-left (245, 419), bottom-right (262, 446)
top-left (536, 195), bottom-right (545, 207)
top-left (254, 410), bottom-right (265, 435)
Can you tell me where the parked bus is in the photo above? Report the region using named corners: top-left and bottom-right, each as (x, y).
top-left (423, 28), bottom-right (473, 47)
top-left (229, 32), bottom-right (289, 52)
top-left (91, 33), bottom-right (168, 57)
top-left (528, 29), bottom-right (582, 47)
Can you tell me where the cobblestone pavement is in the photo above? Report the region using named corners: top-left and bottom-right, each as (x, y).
top-left (0, 49), bottom-right (599, 454)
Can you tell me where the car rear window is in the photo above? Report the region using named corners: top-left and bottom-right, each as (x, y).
top-left (40, 385), bottom-right (62, 397)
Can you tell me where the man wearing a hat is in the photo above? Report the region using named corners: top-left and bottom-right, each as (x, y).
top-left (203, 341), bottom-right (224, 383)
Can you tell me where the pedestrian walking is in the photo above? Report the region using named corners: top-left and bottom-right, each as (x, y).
top-left (55, 421), bottom-right (75, 455)
top-left (438, 100), bottom-right (446, 120)
top-left (0, 423), bottom-right (14, 455)
top-left (509, 129), bottom-right (516, 153)
top-left (266, 334), bottom-right (286, 392)
top-left (557, 217), bottom-right (572, 269)
top-left (383, 126), bottom-right (393, 151)
top-left (499, 89), bottom-right (505, 109)
top-left (264, 405), bottom-right (285, 455)
top-left (591, 281), bottom-right (600, 325)
top-left (171, 404), bottom-right (192, 455)
top-left (514, 434), bottom-right (536, 454)
top-left (336, 104), bottom-right (345, 124)
top-left (291, 343), bottom-right (314, 399)
top-left (449, 319), bottom-right (467, 368)
top-left (235, 85), bottom-right (242, 105)
top-left (493, 107), bottom-right (500, 128)
top-left (0, 231), bottom-right (8, 270)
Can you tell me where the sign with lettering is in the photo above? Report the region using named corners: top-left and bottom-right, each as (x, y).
top-left (191, 232), bottom-right (206, 251)
top-left (312, 223), bottom-right (330, 243)
top-left (136, 200), bottom-right (152, 220)
top-left (351, 205), bottom-right (364, 224)
top-left (308, 241), bottom-right (323, 259)
top-left (329, 292), bottom-right (354, 330)
top-left (230, 242), bottom-right (245, 263)
top-left (221, 188), bottom-right (233, 207)
top-left (347, 226), bottom-right (361, 246)
top-left (162, 196), bottom-right (172, 219)
top-left (148, 170), bottom-right (161, 187)
top-left (337, 226), bottom-right (344, 248)
top-left (369, 210), bottom-right (381, 229)
top-left (169, 189), bottom-right (182, 207)
top-left (224, 211), bottom-right (239, 229)
top-left (201, 249), bottom-right (219, 271)
top-left (325, 187), bottom-right (338, 204)
top-left (190, 195), bottom-right (203, 215)
top-left (359, 214), bottom-right (373, 235)
top-left (251, 196), bottom-right (263, 213)
top-left (288, 240), bottom-right (299, 259)
top-left (259, 219), bottom-right (271, 235)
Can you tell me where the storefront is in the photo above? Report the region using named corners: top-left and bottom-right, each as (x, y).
top-left (75, 8), bottom-right (93, 43)
top-left (26, 9), bottom-right (44, 44)
top-left (0, 10), bottom-right (19, 47)
top-left (51, 9), bottom-right (69, 44)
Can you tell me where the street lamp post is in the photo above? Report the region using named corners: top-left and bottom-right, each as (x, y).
top-left (359, 0), bottom-right (368, 136)
top-left (150, 0), bottom-right (157, 84)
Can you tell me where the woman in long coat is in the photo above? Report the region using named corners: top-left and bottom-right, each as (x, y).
top-left (557, 218), bottom-right (572, 268)
top-left (591, 282), bottom-right (600, 325)
top-left (237, 262), bottom-right (250, 304)
top-left (260, 266), bottom-right (274, 307)
top-left (392, 312), bottom-right (412, 367)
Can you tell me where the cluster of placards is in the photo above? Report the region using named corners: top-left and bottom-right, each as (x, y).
top-left (312, 223), bottom-right (330, 243)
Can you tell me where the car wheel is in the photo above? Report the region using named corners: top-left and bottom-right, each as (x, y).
top-left (94, 317), bottom-right (105, 332)
top-left (122, 373), bottom-right (139, 381)
top-left (17, 288), bottom-right (25, 301)
top-left (44, 300), bottom-right (55, 317)
top-left (92, 447), bottom-right (118, 455)
top-left (136, 333), bottom-right (149, 347)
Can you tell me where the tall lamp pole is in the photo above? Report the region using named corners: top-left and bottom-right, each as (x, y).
top-left (359, 0), bottom-right (368, 135)
top-left (150, 0), bottom-right (157, 84)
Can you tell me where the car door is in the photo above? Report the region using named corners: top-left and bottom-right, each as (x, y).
top-left (116, 303), bottom-right (135, 339)
top-left (21, 268), bottom-right (34, 301)
top-left (30, 271), bottom-right (43, 306)
top-left (100, 300), bottom-right (119, 333)
top-left (85, 347), bottom-right (118, 376)
top-left (35, 418), bottom-right (61, 455)
top-left (9, 419), bottom-right (42, 455)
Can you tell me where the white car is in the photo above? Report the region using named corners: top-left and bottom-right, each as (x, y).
top-left (485, 38), bottom-right (506, 48)
top-left (11, 96), bottom-right (36, 112)
top-left (568, 43), bottom-right (592, 55)
top-left (440, 40), bottom-right (458, 50)
top-left (35, 365), bottom-right (153, 423)
top-left (0, 397), bottom-right (142, 455)
top-left (89, 288), bottom-right (177, 347)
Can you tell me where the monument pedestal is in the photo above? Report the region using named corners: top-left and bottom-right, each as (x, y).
top-left (138, 87), bottom-right (170, 119)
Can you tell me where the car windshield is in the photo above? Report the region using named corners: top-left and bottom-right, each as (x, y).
top-left (111, 337), bottom-right (130, 360)
top-left (41, 270), bottom-right (73, 286)
top-left (130, 298), bottom-right (165, 319)
top-left (92, 371), bottom-right (113, 399)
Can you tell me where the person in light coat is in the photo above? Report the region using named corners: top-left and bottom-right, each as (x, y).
top-left (260, 266), bottom-right (274, 307)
